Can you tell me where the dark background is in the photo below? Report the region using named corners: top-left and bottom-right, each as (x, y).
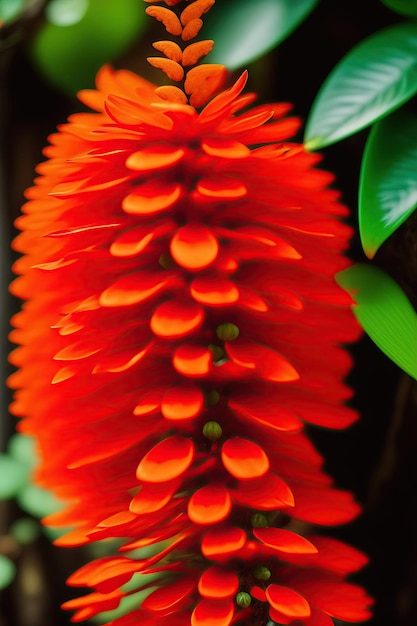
top-left (1, 1), bottom-right (417, 625)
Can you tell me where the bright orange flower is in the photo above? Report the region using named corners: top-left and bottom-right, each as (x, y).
top-left (9, 1), bottom-right (372, 625)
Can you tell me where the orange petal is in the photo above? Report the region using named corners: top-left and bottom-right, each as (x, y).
top-left (161, 385), bottom-right (204, 421)
top-left (145, 6), bottom-right (182, 36)
top-left (173, 344), bottom-right (212, 377)
top-left (191, 598), bottom-right (234, 626)
top-left (110, 221), bottom-right (173, 257)
top-left (188, 484), bottom-right (232, 525)
top-left (147, 57), bottom-right (184, 82)
top-left (122, 181), bottom-right (181, 215)
top-left (151, 299), bottom-right (205, 338)
top-left (266, 584), bottom-right (311, 619)
top-left (201, 526), bottom-right (247, 560)
top-left (136, 436), bottom-right (195, 482)
top-left (196, 176), bottom-right (247, 199)
top-left (221, 437), bottom-right (269, 480)
top-left (225, 339), bottom-right (299, 382)
top-left (190, 277), bottom-right (239, 306)
top-left (182, 40), bottom-right (214, 66)
top-left (126, 146), bottom-right (185, 172)
top-left (198, 566), bottom-right (239, 599)
top-left (100, 272), bottom-right (178, 307)
top-left (253, 528), bottom-right (318, 555)
top-left (180, 0), bottom-right (215, 25)
top-left (170, 224), bottom-right (219, 270)
top-left (201, 137), bottom-right (250, 159)
top-left (184, 64), bottom-right (227, 107)
top-left (152, 40), bottom-right (183, 62)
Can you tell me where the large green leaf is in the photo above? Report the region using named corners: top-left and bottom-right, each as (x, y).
top-left (359, 109), bottom-right (417, 258)
top-left (337, 264), bottom-right (417, 379)
top-left (381, 0), bottom-right (417, 16)
top-left (305, 21), bottom-right (417, 150)
top-left (204, 0), bottom-right (319, 69)
top-left (30, 0), bottom-right (147, 95)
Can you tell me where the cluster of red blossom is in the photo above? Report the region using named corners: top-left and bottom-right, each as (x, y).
top-left (9, 1), bottom-right (373, 625)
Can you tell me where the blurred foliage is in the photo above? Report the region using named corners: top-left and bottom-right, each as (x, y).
top-left (204, 0), bottom-right (319, 69)
top-left (0, 434), bottom-right (63, 588)
top-left (29, 0), bottom-right (147, 94)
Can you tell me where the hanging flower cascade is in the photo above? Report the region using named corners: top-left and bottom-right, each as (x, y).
top-left (9, 0), bottom-right (373, 624)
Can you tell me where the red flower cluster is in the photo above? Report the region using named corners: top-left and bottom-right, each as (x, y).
top-left (9, 1), bottom-right (373, 624)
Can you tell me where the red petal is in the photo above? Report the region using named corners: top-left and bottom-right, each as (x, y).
top-left (225, 339), bottom-right (299, 382)
top-left (125, 146), bottom-right (185, 171)
top-left (304, 606), bottom-right (334, 626)
top-left (290, 578), bottom-right (373, 622)
top-left (253, 528), bottom-right (317, 555)
top-left (190, 277), bottom-right (239, 306)
top-left (308, 536), bottom-right (369, 575)
top-left (173, 344), bottom-right (212, 377)
top-left (136, 436), bottom-right (195, 482)
top-left (122, 181), bottom-right (181, 215)
top-left (129, 479), bottom-right (181, 514)
top-left (251, 585), bottom-right (267, 602)
top-left (232, 473), bottom-right (294, 510)
top-left (229, 394), bottom-right (302, 432)
top-left (191, 598), bottom-right (234, 626)
top-left (266, 584), bottom-right (311, 618)
top-left (221, 437), bottom-right (269, 479)
top-left (151, 299), bottom-right (204, 338)
top-left (142, 576), bottom-right (196, 613)
top-left (198, 566), bottom-right (239, 599)
top-left (288, 485), bottom-right (360, 525)
top-left (161, 385), bottom-right (204, 421)
top-left (170, 224), bottom-right (219, 270)
top-left (268, 607), bottom-right (292, 624)
top-left (201, 526), bottom-right (247, 560)
top-left (188, 484), bottom-right (232, 525)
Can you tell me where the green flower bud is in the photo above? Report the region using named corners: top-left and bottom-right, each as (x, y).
top-left (158, 253), bottom-right (175, 269)
top-left (216, 322), bottom-right (239, 341)
top-left (206, 389), bottom-right (220, 406)
top-left (208, 343), bottom-right (225, 362)
top-left (253, 565), bottom-right (271, 581)
top-left (236, 592), bottom-right (252, 608)
top-left (251, 513), bottom-right (268, 528)
top-left (202, 421), bottom-right (223, 441)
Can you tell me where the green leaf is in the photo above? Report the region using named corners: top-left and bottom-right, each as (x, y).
top-left (380, 0), bottom-right (417, 16)
top-left (204, 0), bottom-right (319, 69)
top-left (0, 555), bottom-right (16, 590)
top-left (0, 454), bottom-right (28, 500)
top-left (17, 484), bottom-right (63, 519)
top-left (337, 264), bottom-right (417, 379)
top-left (30, 0), bottom-right (147, 95)
top-left (359, 109), bottom-right (417, 258)
top-left (305, 21), bottom-right (417, 150)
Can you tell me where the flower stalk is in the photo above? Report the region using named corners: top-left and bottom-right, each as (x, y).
top-left (9, 1), bottom-right (373, 624)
